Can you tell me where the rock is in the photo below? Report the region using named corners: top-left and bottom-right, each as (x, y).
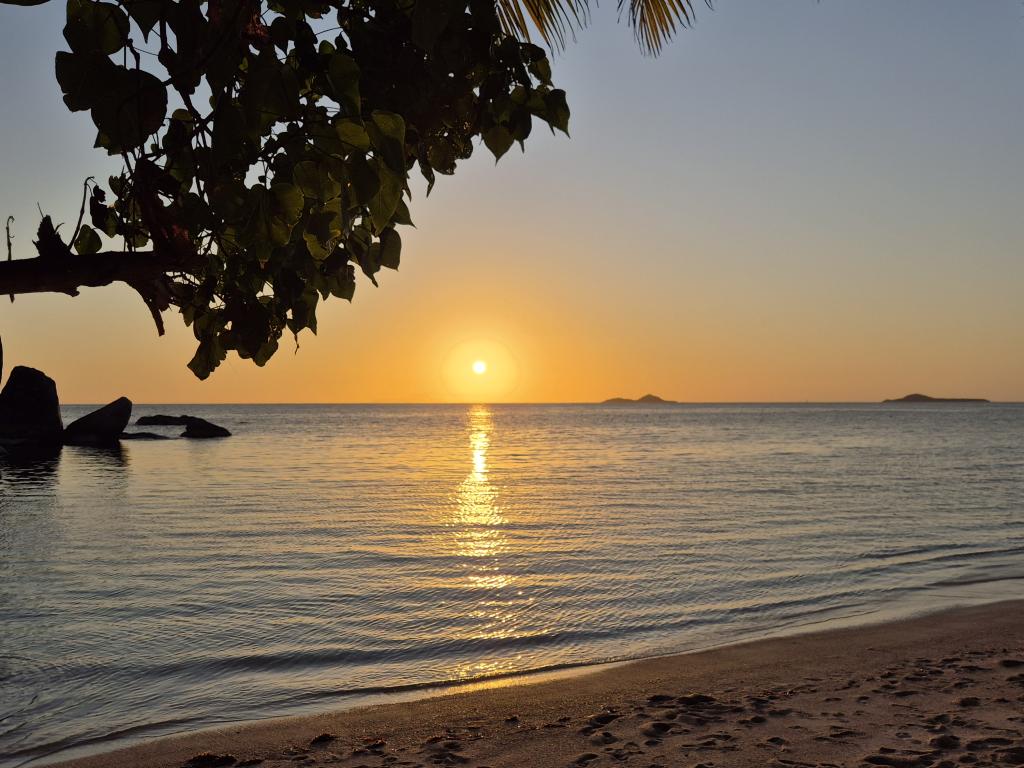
top-left (137, 414), bottom-right (191, 425)
top-left (63, 397), bottom-right (132, 446)
top-left (119, 431), bottom-right (172, 440)
top-left (0, 366), bottom-right (63, 458)
top-left (137, 414), bottom-right (230, 438)
top-left (136, 413), bottom-right (231, 438)
top-left (181, 417), bottom-right (231, 439)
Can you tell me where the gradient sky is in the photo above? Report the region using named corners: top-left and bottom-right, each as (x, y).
top-left (0, 1), bottom-right (1021, 403)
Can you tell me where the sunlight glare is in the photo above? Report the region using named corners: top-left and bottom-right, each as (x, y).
top-left (472, 360), bottom-right (487, 375)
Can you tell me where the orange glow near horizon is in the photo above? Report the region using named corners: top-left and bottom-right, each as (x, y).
top-left (2, 275), bottom-right (1021, 404)
top-left (438, 340), bottom-right (521, 403)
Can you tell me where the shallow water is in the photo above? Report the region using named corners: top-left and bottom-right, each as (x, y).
top-left (1, 403), bottom-right (1022, 766)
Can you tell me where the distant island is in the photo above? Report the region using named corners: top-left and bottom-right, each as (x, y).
top-left (883, 393), bottom-right (990, 404)
top-left (601, 394), bottom-right (678, 404)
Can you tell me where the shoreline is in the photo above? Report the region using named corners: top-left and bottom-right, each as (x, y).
top-left (46, 598), bottom-right (1024, 768)
top-left (35, 577), bottom-right (1024, 767)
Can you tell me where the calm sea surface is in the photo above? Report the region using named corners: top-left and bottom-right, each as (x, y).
top-left (2, 403), bottom-right (1023, 766)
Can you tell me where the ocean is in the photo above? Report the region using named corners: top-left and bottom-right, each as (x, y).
top-left (1, 402), bottom-right (1022, 766)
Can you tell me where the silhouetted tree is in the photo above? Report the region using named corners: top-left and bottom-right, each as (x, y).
top-left (0, 0), bottom-right (702, 377)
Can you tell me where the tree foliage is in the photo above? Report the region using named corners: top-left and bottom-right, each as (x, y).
top-left (0, 0), bottom-right (700, 378)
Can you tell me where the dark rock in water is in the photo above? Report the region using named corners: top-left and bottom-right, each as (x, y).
top-left (136, 413), bottom-right (231, 438)
top-left (0, 366), bottom-right (63, 458)
top-left (181, 417), bottom-right (231, 439)
top-left (137, 414), bottom-right (191, 426)
top-left (119, 431), bottom-right (172, 440)
top-left (63, 397), bottom-right (132, 446)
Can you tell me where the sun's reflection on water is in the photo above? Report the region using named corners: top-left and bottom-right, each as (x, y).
top-left (454, 406), bottom-right (503, 545)
top-left (447, 406), bottom-right (524, 679)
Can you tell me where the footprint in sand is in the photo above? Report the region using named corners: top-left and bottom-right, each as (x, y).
top-left (589, 730), bottom-right (618, 745)
top-left (929, 733), bottom-right (960, 750)
top-left (183, 755), bottom-right (238, 768)
top-left (641, 721), bottom-right (673, 738)
top-left (995, 746), bottom-right (1024, 764)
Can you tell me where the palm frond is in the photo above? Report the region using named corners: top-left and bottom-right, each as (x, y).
top-left (493, 0), bottom-right (710, 55)
top-left (622, 0), bottom-right (710, 54)
top-left (494, 0), bottom-right (590, 51)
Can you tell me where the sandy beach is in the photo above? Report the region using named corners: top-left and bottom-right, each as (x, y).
top-left (49, 600), bottom-right (1024, 768)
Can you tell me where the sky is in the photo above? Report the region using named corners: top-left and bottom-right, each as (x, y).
top-left (0, 1), bottom-right (1021, 403)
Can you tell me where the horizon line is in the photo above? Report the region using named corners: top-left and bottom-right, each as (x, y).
top-left (61, 400), bottom-right (1019, 406)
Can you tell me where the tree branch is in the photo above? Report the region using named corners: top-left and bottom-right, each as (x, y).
top-left (0, 250), bottom-right (181, 335)
top-left (0, 250), bottom-right (176, 297)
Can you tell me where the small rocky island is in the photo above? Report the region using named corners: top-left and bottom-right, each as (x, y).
top-left (883, 393), bottom-right (990, 404)
top-left (602, 394), bottom-right (678, 404)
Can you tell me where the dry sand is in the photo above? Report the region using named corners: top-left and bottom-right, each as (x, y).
top-left (52, 600), bottom-right (1024, 768)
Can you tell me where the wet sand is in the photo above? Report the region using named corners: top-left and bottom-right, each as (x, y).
top-left (52, 600), bottom-right (1024, 768)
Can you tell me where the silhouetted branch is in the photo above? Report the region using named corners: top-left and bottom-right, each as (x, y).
top-left (0, 250), bottom-right (178, 334)
top-left (0, 250), bottom-right (170, 294)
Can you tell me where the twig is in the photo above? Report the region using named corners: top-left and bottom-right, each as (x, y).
top-left (5, 216), bottom-right (13, 302)
top-left (69, 177), bottom-right (95, 248)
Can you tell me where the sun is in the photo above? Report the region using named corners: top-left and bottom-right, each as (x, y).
top-left (441, 340), bottom-right (517, 400)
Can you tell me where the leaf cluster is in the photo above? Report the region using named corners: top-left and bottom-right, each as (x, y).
top-left (46, 0), bottom-right (569, 378)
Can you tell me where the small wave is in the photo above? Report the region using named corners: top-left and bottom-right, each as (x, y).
top-left (4, 716), bottom-right (206, 768)
top-left (926, 573), bottom-right (1024, 588)
top-left (856, 543), bottom-right (1024, 570)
